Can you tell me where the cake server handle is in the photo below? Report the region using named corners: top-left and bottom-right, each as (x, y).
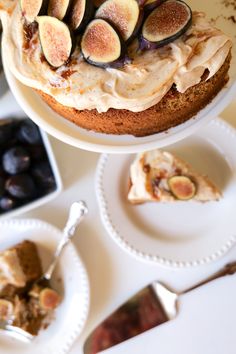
top-left (43, 201), bottom-right (88, 281)
top-left (181, 261), bottom-right (236, 295)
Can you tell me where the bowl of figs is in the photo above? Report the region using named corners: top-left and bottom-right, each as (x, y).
top-left (0, 117), bottom-right (62, 219)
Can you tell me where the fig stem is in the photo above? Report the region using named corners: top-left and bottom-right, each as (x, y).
top-left (42, 201), bottom-right (88, 281)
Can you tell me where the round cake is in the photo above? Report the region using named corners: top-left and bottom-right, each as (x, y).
top-left (0, 0), bottom-right (232, 136)
top-left (37, 54), bottom-right (231, 136)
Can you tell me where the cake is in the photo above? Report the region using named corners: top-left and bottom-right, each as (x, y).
top-left (0, 240), bottom-right (60, 335)
top-left (128, 149), bottom-right (221, 204)
top-left (0, 0), bottom-right (233, 136)
top-left (0, 240), bottom-right (42, 297)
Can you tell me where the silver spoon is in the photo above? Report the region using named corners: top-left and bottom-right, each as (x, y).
top-left (0, 201), bottom-right (88, 343)
top-left (40, 200), bottom-right (88, 283)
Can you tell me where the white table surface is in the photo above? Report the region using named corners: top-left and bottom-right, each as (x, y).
top-left (1, 85), bottom-right (236, 354)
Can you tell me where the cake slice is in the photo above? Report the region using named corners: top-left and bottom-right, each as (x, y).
top-left (0, 240), bottom-right (60, 335)
top-left (128, 149), bottom-right (221, 204)
top-left (0, 240), bottom-right (42, 297)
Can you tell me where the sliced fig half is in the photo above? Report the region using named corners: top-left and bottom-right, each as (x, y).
top-left (39, 288), bottom-right (61, 310)
top-left (37, 16), bottom-right (72, 68)
top-left (68, 0), bottom-right (94, 32)
top-left (20, 0), bottom-right (47, 23)
top-left (81, 19), bottom-right (128, 68)
top-left (140, 0), bottom-right (192, 50)
top-left (95, 0), bottom-right (143, 42)
top-left (48, 0), bottom-right (71, 20)
top-left (168, 175), bottom-right (196, 200)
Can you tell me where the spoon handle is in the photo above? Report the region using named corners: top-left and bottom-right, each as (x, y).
top-left (43, 201), bottom-right (88, 281)
top-left (181, 261), bottom-right (236, 295)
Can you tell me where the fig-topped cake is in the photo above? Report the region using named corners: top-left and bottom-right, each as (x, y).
top-left (0, 0), bottom-right (232, 136)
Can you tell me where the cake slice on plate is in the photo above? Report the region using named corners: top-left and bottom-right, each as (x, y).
top-left (0, 240), bottom-right (42, 297)
top-left (0, 240), bottom-right (60, 335)
top-left (128, 149), bottom-right (221, 204)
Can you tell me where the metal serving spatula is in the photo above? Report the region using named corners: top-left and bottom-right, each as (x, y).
top-left (84, 261), bottom-right (236, 354)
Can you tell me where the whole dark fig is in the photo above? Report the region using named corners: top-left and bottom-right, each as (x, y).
top-left (5, 174), bottom-right (36, 199)
top-left (2, 146), bottom-right (31, 175)
top-left (26, 145), bottom-right (46, 161)
top-left (31, 161), bottom-right (56, 191)
top-left (0, 196), bottom-right (18, 211)
top-left (17, 120), bottom-right (42, 145)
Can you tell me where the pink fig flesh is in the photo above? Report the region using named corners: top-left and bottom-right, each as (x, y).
top-left (168, 175), bottom-right (196, 200)
top-left (95, 0), bottom-right (142, 42)
top-left (48, 0), bottom-right (71, 20)
top-left (39, 288), bottom-right (61, 310)
top-left (37, 16), bottom-right (72, 68)
top-left (81, 19), bottom-right (127, 68)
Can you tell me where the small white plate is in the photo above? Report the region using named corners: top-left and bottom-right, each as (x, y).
top-left (0, 218), bottom-right (90, 354)
top-left (96, 118), bottom-right (236, 267)
top-left (2, 0), bottom-right (236, 154)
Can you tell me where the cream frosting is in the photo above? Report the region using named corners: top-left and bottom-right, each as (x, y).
top-left (0, 2), bottom-right (232, 113)
top-left (128, 150), bottom-right (177, 202)
top-left (0, 250), bottom-right (26, 291)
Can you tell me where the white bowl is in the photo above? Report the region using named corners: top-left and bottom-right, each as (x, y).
top-left (0, 74), bottom-right (63, 219)
top-left (1, 0), bottom-right (236, 153)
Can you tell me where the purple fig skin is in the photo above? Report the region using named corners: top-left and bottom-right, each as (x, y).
top-left (67, 0), bottom-right (94, 32)
top-left (126, 7), bottom-right (144, 45)
top-left (140, 0), bottom-right (192, 51)
top-left (85, 54), bottom-right (131, 69)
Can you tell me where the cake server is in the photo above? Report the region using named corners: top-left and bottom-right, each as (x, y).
top-left (0, 201), bottom-right (88, 343)
top-left (84, 261), bottom-right (236, 354)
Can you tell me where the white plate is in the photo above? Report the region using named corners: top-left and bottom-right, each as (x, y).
top-left (2, 0), bottom-right (236, 154)
top-left (96, 118), bottom-right (236, 267)
top-left (0, 219), bottom-right (90, 354)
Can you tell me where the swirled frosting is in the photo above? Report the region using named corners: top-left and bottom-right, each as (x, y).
top-left (0, 2), bottom-right (232, 113)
